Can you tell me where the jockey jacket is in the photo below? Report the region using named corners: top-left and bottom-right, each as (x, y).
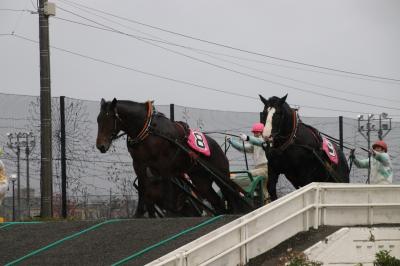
top-left (229, 136), bottom-right (267, 167)
top-left (353, 152), bottom-right (393, 184)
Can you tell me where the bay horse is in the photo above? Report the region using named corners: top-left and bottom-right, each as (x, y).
top-left (259, 94), bottom-right (350, 200)
top-left (133, 171), bottom-right (204, 217)
top-left (96, 98), bottom-right (251, 217)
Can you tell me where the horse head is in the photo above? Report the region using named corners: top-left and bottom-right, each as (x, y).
top-left (259, 94), bottom-right (294, 146)
top-left (96, 98), bottom-right (121, 153)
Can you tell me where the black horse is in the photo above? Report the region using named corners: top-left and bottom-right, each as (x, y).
top-left (259, 94), bottom-right (350, 200)
top-left (96, 98), bottom-right (251, 217)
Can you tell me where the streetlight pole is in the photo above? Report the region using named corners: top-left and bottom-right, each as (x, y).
top-left (10, 174), bottom-right (17, 221)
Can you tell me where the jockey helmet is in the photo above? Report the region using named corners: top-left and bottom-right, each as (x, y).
top-left (251, 122), bottom-right (264, 133)
top-left (372, 140), bottom-right (388, 152)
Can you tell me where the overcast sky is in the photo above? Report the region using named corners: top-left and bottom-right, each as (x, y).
top-left (1, 0), bottom-right (400, 119)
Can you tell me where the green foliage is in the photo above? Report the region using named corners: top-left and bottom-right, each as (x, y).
top-left (374, 250), bottom-right (400, 266)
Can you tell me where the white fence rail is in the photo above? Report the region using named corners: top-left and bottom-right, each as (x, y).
top-left (147, 182), bottom-right (400, 266)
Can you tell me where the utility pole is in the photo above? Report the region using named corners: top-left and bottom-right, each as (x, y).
top-left (39, 0), bottom-right (55, 217)
top-left (10, 174), bottom-right (17, 221)
top-left (377, 113), bottom-right (392, 140)
top-left (170, 104), bottom-right (175, 122)
top-left (7, 133), bottom-right (21, 220)
top-left (357, 113), bottom-right (392, 184)
top-left (60, 96), bottom-right (67, 218)
top-left (22, 132), bottom-right (36, 218)
top-left (339, 116), bottom-right (343, 151)
top-left (7, 132), bottom-right (36, 219)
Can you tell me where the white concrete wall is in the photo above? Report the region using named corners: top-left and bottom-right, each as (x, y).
top-left (147, 183), bottom-right (400, 266)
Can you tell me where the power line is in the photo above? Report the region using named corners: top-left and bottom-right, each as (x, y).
top-left (52, 7), bottom-right (400, 111)
top-left (58, 0), bottom-right (400, 83)
top-left (0, 9), bottom-right (33, 12)
top-left (7, 33), bottom-right (391, 115)
top-left (55, 3), bottom-right (400, 87)
top-left (53, 14), bottom-right (400, 106)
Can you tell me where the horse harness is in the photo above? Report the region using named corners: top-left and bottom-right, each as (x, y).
top-left (124, 101), bottom-right (155, 145)
top-left (271, 108), bottom-right (300, 152)
top-left (265, 108), bottom-right (344, 183)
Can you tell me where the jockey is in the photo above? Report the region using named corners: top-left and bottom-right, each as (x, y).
top-left (350, 140), bottom-right (393, 184)
top-left (228, 122), bottom-right (268, 202)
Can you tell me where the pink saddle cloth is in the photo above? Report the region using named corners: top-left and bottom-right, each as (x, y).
top-left (187, 130), bottom-right (210, 157)
top-left (322, 137), bottom-right (338, 165)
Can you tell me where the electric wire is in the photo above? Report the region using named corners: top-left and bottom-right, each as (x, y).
top-left (52, 7), bottom-right (400, 111)
top-left (53, 14), bottom-right (400, 105)
top-left (5, 33), bottom-right (397, 115)
top-left (58, 0), bottom-right (400, 83)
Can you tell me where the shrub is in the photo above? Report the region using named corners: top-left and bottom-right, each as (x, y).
top-left (374, 250), bottom-right (400, 266)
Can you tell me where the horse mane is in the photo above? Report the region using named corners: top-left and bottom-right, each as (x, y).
top-left (116, 100), bottom-right (166, 117)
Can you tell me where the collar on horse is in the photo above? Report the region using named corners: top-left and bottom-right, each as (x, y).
top-left (121, 101), bottom-right (154, 145)
top-left (273, 109), bottom-right (299, 151)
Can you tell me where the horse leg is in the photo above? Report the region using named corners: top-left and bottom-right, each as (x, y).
top-left (174, 174), bottom-right (204, 217)
top-left (132, 164), bottom-right (148, 218)
top-left (134, 177), bottom-right (146, 218)
top-left (267, 166), bottom-right (279, 201)
top-left (190, 173), bottom-right (226, 214)
top-left (145, 202), bottom-right (157, 218)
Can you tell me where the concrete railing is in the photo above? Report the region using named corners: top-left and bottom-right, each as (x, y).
top-left (147, 183), bottom-right (400, 266)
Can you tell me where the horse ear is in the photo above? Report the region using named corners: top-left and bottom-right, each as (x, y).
top-left (101, 98), bottom-right (105, 106)
top-left (111, 98), bottom-right (117, 108)
top-left (279, 94), bottom-right (288, 105)
top-left (259, 94), bottom-right (269, 105)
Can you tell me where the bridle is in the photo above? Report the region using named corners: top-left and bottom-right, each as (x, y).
top-left (103, 101), bottom-right (154, 145)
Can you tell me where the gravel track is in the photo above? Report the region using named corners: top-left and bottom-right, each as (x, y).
top-left (0, 216), bottom-right (238, 266)
top-left (3, 218), bottom-right (376, 266)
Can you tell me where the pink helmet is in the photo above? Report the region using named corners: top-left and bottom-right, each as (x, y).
top-left (251, 122), bottom-right (264, 133)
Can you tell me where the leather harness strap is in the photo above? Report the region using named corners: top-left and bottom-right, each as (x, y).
top-left (127, 101), bottom-right (154, 145)
top-left (277, 109), bottom-right (298, 151)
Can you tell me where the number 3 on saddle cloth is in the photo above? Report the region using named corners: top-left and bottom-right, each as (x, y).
top-left (187, 130), bottom-right (211, 157)
top-left (322, 137), bottom-right (338, 165)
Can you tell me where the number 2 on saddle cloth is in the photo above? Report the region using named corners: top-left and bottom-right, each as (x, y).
top-left (187, 130), bottom-right (211, 157)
